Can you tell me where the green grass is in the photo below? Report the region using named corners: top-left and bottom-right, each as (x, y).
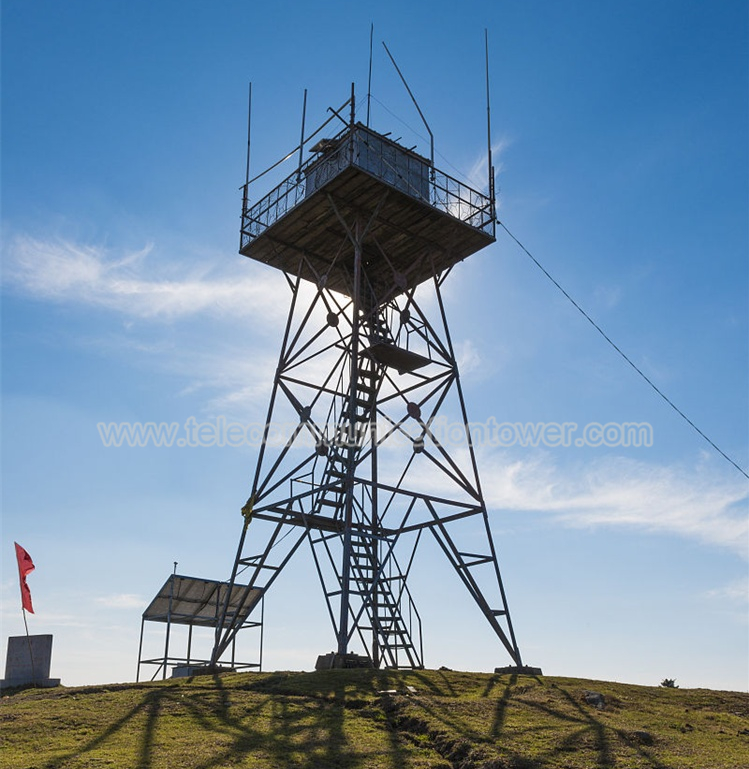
top-left (2, 669), bottom-right (748, 768)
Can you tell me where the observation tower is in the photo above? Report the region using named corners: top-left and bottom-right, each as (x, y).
top-left (211, 81), bottom-right (535, 672)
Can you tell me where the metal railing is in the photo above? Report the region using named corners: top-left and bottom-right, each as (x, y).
top-left (240, 126), bottom-right (495, 250)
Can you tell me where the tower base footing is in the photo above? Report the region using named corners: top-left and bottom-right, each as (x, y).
top-left (494, 665), bottom-right (543, 676)
top-left (316, 652), bottom-right (374, 670)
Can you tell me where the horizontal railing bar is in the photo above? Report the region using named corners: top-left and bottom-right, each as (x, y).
top-left (240, 124), bottom-right (494, 245)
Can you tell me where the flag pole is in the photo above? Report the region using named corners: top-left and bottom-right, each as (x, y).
top-left (21, 608), bottom-right (36, 682)
top-left (15, 542), bottom-right (38, 683)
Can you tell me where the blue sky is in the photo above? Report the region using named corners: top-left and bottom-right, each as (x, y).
top-left (2, 0), bottom-right (747, 690)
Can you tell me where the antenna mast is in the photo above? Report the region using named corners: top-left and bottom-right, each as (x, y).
top-left (485, 30), bottom-right (495, 219)
top-left (296, 89), bottom-right (308, 182)
top-left (244, 82), bottom-right (252, 188)
top-left (382, 42), bottom-right (434, 172)
top-left (367, 24), bottom-right (374, 127)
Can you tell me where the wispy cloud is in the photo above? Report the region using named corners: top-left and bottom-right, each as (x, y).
top-left (466, 137), bottom-right (513, 191)
top-left (2, 234), bottom-right (289, 323)
top-left (701, 577), bottom-right (749, 626)
top-left (703, 578), bottom-right (749, 604)
top-left (455, 339), bottom-right (481, 376)
top-left (5, 237), bottom-right (746, 559)
top-left (478, 451), bottom-right (748, 557)
top-left (358, 428), bottom-right (747, 558)
top-left (174, 346), bottom-right (279, 419)
top-left (95, 593), bottom-right (144, 609)
top-left (2, 233), bottom-right (293, 416)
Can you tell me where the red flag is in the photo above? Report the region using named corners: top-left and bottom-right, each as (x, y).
top-left (14, 542), bottom-right (35, 614)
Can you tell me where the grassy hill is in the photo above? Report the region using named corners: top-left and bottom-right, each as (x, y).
top-left (1, 668), bottom-right (748, 768)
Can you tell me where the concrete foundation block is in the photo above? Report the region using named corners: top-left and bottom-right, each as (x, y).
top-left (1, 634), bottom-right (61, 690)
top-left (494, 664), bottom-right (543, 676)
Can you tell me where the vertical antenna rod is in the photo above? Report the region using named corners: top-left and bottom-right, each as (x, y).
top-left (366, 23), bottom-right (374, 127)
top-left (484, 30), bottom-right (495, 219)
top-left (297, 88), bottom-right (308, 182)
top-left (382, 42), bottom-right (434, 171)
top-left (245, 82), bottom-right (253, 188)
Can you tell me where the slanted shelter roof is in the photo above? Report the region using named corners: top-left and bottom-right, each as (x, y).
top-left (142, 575), bottom-right (262, 628)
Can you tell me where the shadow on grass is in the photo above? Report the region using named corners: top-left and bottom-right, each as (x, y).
top-left (40, 671), bottom-right (409, 769)
top-left (524, 685), bottom-right (672, 769)
top-left (41, 686), bottom-right (171, 769)
top-left (384, 674), bottom-right (675, 769)
top-left (486, 679), bottom-right (673, 769)
top-left (33, 671), bottom-right (681, 769)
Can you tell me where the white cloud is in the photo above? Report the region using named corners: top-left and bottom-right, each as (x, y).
top-left (179, 348), bottom-right (279, 419)
top-left (703, 578), bottom-right (749, 604)
top-left (2, 234), bottom-right (289, 323)
top-left (341, 421), bottom-right (748, 558)
top-left (466, 137), bottom-right (512, 191)
top-left (4, 237), bottom-right (746, 561)
top-left (1, 233), bottom-right (296, 416)
top-left (478, 451), bottom-right (749, 557)
top-left (455, 338), bottom-right (481, 376)
top-left (95, 593), bottom-right (144, 609)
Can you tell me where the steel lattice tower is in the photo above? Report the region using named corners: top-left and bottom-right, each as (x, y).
top-left (211, 87), bottom-right (530, 671)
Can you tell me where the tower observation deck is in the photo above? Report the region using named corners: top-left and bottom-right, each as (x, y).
top-left (240, 117), bottom-right (495, 301)
top-left (212, 87), bottom-right (536, 674)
